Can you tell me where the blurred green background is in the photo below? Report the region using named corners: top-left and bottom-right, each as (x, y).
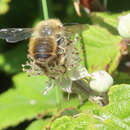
top-left (0, 0), bottom-right (130, 129)
top-left (0, 0), bottom-right (130, 92)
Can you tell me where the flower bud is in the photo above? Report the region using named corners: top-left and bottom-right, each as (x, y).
top-left (89, 70), bottom-right (113, 93)
top-left (118, 13), bottom-right (130, 39)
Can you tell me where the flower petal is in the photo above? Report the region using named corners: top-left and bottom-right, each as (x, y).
top-left (43, 80), bottom-right (55, 95)
top-left (56, 76), bottom-right (72, 93)
top-left (68, 65), bottom-right (91, 81)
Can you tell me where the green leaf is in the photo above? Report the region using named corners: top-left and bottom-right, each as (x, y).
top-left (51, 113), bottom-right (117, 130)
top-left (90, 11), bottom-right (130, 33)
top-left (50, 84), bottom-right (130, 129)
top-left (96, 84), bottom-right (130, 129)
top-left (90, 12), bottom-right (119, 32)
top-left (0, 73), bottom-right (80, 129)
top-left (26, 119), bottom-right (50, 130)
top-left (113, 72), bottom-right (130, 84)
top-left (80, 101), bottom-right (101, 114)
top-left (59, 108), bottom-right (79, 117)
top-left (103, 84), bottom-right (130, 121)
top-left (0, 73), bottom-right (56, 129)
top-left (81, 25), bottom-right (122, 73)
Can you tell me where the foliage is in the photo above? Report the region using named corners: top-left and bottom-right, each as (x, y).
top-left (0, 0), bottom-right (130, 130)
top-left (51, 84), bottom-right (130, 130)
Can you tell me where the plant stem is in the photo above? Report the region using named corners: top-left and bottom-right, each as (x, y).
top-left (41, 0), bottom-right (49, 20)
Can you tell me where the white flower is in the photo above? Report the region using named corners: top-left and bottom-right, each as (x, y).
top-left (43, 65), bottom-right (90, 94)
top-left (89, 70), bottom-right (113, 93)
top-left (42, 34), bottom-right (91, 95)
top-left (58, 65), bottom-right (90, 93)
top-left (118, 13), bottom-right (130, 39)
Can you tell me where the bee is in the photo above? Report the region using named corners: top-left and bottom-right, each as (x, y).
top-left (0, 19), bottom-right (87, 79)
top-left (29, 19), bottom-right (66, 64)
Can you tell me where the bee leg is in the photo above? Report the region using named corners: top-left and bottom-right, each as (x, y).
top-left (57, 54), bottom-right (65, 65)
top-left (57, 46), bottom-right (66, 54)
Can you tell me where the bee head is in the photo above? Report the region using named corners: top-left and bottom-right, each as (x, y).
top-left (38, 19), bottom-right (63, 36)
top-left (41, 25), bottom-right (53, 36)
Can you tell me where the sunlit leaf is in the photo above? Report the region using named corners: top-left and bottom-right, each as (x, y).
top-left (80, 25), bottom-right (123, 73)
top-left (50, 84), bottom-right (130, 129)
top-left (90, 11), bottom-right (130, 33)
top-left (0, 73), bottom-right (80, 129)
top-left (26, 119), bottom-right (50, 130)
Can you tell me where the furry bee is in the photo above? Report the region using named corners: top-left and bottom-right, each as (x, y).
top-left (0, 19), bottom-right (86, 79)
top-left (29, 19), bottom-right (67, 64)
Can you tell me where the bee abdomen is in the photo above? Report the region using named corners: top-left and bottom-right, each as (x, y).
top-left (30, 37), bottom-right (56, 61)
top-left (34, 39), bottom-right (55, 53)
top-left (34, 53), bottom-right (52, 59)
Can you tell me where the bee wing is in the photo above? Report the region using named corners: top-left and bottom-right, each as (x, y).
top-left (0, 28), bottom-right (33, 43)
top-left (64, 24), bottom-right (88, 35)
